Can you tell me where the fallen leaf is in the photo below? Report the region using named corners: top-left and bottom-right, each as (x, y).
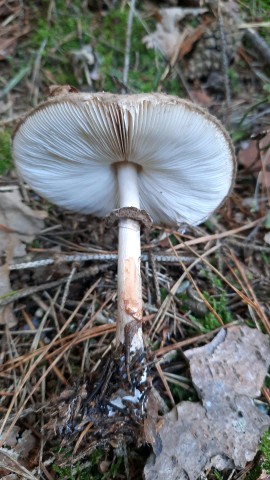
top-left (238, 140), bottom-right (260, 172)
top-left (144, 389), bottom-right (162, 456)
top-left (144, 326), bottom-right (270, 480)
top-left (264, 232), bottom-right (270, 245)
top-left (0, 187), bottom-right (47, 258)
top-left (14, 430), bottom-right (36, 461)
top-left (189, 90), bottom-right (213, 107)
top-left (179, 20), bottom-right (210, 59)
top-left (258, 470), bottom-right (270, 480)
top-left (260, 130), bottom-right (270, 188)
top-left (142, 7), bottom-right (207, 61)
top-left (0, 475), bottom-right (18, 480)
top-left (0, 187), bottom-right (47, 326)
top-left (238, 130), bottom-right (270, 187)
top-left (0, 25), bottom-right (31, 60)
top-left (1, 426), bottom-right (37, 467)
top-left (0, 264), bottom-right (17, 327)
top-left (71, 44), bottom-right (99, 84)
top-left (0, 2), bottom-right (31, 61)
top-left (48, 84), bottom-right (78, 97)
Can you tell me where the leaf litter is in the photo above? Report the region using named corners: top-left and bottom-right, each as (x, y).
top-left (0, 187), bottom-right (46, 327)
top-left (145, 326), bottom-right (270, 480)
top-left (0, 188), bottom-right (46, 258)
top-left (0, 0), bottom-right (270, 478)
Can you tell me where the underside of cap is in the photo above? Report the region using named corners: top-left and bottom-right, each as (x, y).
top-left (13, 92), bottom-right (236, 226)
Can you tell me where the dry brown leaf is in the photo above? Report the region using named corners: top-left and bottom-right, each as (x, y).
top-left (189, 90), bottom-right (213, 107)
top-left (0, 1), bottom-right (31, 60)
top-left (264, 232), bottom-right (270, 245)
top-left (179, 20), bottom-right (210, 59)
top-left (1, 426), bottom-right (37, 468)
top-left (0, 475), bottom-right (18, 480)
top-left (238, 140), bottom-right (260, 172)
top-left (260, 131), bottom-right (270, 188)
top-left (144, 389), bottom-right (162, 456)
top-left (238, 131), bottom-right (270, 187)
top-left (0, 26), bottom-right (31, 60)
top-left (0, 188), bottom-right (47, 258)
top-left (0, 448), bottom-right (37, 480)
top-left (258, 470), bottom-right (270, 480)
top-left (142, 7), bottom-right (207, 61)
top-left (0, 188), bottom-right (47, 326)
top-left (3, 427), bottom-right (21, 450)
top-left (0, 264), bottom-right (17, 327)
top-left (144, 326), bottom-right (270, 480)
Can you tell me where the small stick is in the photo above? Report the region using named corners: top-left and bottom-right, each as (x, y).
top-left (60, 263), bottom-right (77, 310)
top-left (244, 28), bottom-right (270, 64)
top-left (122, 0), bottom-right (136, 90)
top-left (0, 264), bottom-right (110, 306)
top-left (155, 361), bottom-right (175, 407)
top-left (217, 1), bottom-right (231, 120)
top-left (149, 252), bottom-right (161, 306)
top-left (8, 253), bottom-right (195, 271)
top-left (22, 309), bottom-right (67, 385)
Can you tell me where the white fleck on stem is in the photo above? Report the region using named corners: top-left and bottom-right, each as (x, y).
top-left (116, 162), bottom-right (143, 351)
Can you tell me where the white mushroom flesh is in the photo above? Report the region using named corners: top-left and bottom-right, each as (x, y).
top-left (13, 93), bottom-right (235, 226)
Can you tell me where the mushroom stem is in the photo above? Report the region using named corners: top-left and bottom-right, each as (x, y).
top-left (116, 162), bottom-right (143, 351)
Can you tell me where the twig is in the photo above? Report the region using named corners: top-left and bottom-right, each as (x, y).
top-left (0, 283), bottom-right (104, 444)
top-left (169, 240), bottom-right (224, 327)
top-left (227, 238), bottom-right (270, 253)
top-left (22, 309), bottom-right (67, 385)
top-left (31, 39), bottom-right (47, 106)
top-left (217, 1), bottom-right (231, 119)
top-left (227, 251), bottom-right (270, 334)
top-left (0, 66), bottom-right (30, 99)
top-left (0, 448), bottom-right (37, 480)
top-left (156, 322), bottom-right (238, 357)
top-left (149, 252), bottom-right (161, 306)
top-left (172, 217), bottom-right (265, 249)
top-left (8, 253), bottom-right (195, 271)
top-left (239, 21), bottom-right (270, 29)
top-left (149, 244), bottom-right (220, 337)
top-left (155, 361), bottom-right (175, 407)
top-left (244, 27), bottom-right (270, 65)
top-left (173, 233), bottom-right (268, 320)
top-left (0, 264), bottom-right (110, 306)
top-left (60, 263), bottom-right (77, 310)
top-left (0, 323), bottom-right (116, 374)
top-left (122, 0), bottom-right (136, 91)
top-left (230, 9), bottom-right (270, 65)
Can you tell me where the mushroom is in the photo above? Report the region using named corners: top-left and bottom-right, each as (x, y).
top-left (12, 92), bottom-right (236, 360)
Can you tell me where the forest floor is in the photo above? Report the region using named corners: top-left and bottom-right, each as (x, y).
top-left (0, 1), bottom-right (270, 479)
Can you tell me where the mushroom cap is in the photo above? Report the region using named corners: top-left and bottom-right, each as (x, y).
top-left (13, 92), bottom-right (236, 226)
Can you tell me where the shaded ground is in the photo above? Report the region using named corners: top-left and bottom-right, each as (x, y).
top-left (0, 0), bottom-right (270, 478)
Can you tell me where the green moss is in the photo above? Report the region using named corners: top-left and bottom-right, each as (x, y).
top-left (200, 289), bottom-right (232, 332)
top-left (178, 273), bottom-right (233, 334)
top-left (246, 430), bottom-right (270, 479)
top-left (14, 1), bottom-right (185, 96)
top-left (0, 128), bottom-right (13, 174)
top-left (240, 0), bottom-right (270, 44)
top-left (160, 286), bottom-right (169, 303)
top-left (94, 6), bottom-right (183, 95)
top-left (52, 447), bottom-right (125, 479)
top-left (170, 383), bottom-right (198, 404)
top-left (246, 464), bottom-right (262, 480)
top-left (213, 470), bottom-right (223, 480)
top-left (94, 7), bottom-right (156, 92)
top-left (25, 1), bottom-right (94, 88)
top-left (261, 430), bottom-right (270, 473)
